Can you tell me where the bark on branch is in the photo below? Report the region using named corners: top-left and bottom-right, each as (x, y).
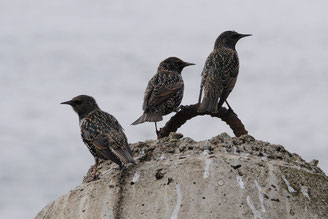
top-left (157, 103), bottom-right (248, 139)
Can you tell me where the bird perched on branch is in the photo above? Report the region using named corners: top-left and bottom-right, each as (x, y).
top-left (198, 31), bottom-right (251, 113)
top-left (131, 57), bottom-right (195, 135)
top-left (61, 95), bottom-right (135, 180)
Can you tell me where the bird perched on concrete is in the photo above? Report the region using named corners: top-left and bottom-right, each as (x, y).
top-left (198, 31), bottom-right (251, 113)
top-left (131, 57), bottom-right (194, 134)
top-left (61, 95), bottom-right (135, 180)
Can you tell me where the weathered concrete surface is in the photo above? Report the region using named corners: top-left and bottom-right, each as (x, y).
top-left (35, 133), bottom-right (328, 219)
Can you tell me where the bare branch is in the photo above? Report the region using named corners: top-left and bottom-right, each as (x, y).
top-left (157, 103), bottom-right (248, 139)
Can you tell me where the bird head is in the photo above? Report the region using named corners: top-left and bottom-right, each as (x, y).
top-left (158, 57), bottom-right (195, 73)
top-left (214, 31), bottom-right (251, 50)
top-left (61, 95), bottom-right (99, 118)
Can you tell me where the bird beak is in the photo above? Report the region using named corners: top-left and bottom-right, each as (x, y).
top-left (183, 62), bottom-right (196, 67)
top-left (239, 34), bottom-right (252, 39)
top-left (61, 100), bottom-right (74, 106)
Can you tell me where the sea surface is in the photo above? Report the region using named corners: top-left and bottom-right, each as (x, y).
top-left (0, 1), bottom-right (327, 218)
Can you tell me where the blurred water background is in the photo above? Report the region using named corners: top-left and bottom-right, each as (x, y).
top-left (0, 0), bottom-right (327, 218)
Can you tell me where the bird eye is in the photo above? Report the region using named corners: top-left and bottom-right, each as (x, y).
top-left (231, 34), bottom-right (239, 39)
top-left (73, 100), bottom-right (82, 105)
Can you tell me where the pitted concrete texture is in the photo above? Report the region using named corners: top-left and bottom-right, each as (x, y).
top-left (35, 133), bottom-right (328, 219)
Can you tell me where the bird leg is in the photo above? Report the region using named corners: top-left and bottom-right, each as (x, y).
top-left (155, 122), bottom-right (161, 139)
top-left (93, 157), bottom-right (99, 180)
top-left (225, 101), bottom-right (236, 115)
top-left (198, 86), bottom-right (203, 104)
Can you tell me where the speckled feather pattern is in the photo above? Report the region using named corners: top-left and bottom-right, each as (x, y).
top-left (200, 47), bottom-right (239, 112)
top-left (143, 70), bottom-right (184, 116)
top-left (79, 109), bottom-right (132, 166)
top-left (132, 57), bottom-right (192, 125)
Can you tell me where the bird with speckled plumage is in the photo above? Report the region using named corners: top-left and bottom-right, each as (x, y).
top-left (61, 95), bottom-right (135, 180)
top-left (131, 57), bottom-right (194, 134)
top-left (198, 31), bottom-right (251, 113)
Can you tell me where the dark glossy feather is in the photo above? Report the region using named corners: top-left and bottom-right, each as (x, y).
top-left (198, 31), bottom-right (249, 113)
top-left (132, 70), bottom-right (184, 125)
top-left (80, 109), bottom-right (135, 165)
top-left (199, 48), bottom-right (239, 113)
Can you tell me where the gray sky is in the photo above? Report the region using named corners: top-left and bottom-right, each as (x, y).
top-left (0, 0), bottom-right (327, 218)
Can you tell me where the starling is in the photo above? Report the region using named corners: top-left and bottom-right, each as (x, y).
top-left (131, 57), bottom-right (194, 134)
top-left (61, 95), bottom-right (135, 180)
top-left (198, 31), bottom-right (251, 113)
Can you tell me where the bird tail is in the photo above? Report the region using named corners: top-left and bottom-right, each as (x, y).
top-left (112, 148), bottom-right (136, 165)
top-left (198, 95), bottom-right (218, 113)
top-left (131, 112), bottom-right (162, 125)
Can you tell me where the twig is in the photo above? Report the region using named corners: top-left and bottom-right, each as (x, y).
top-left (157, 103), bottom-right (248, 139)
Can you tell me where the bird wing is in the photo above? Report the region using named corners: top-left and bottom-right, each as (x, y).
top-left (217, 52), bottom-right (239, 107)
top-left (142, 78), bottom-right (155, 110)
top-left (199, 54), bottom-right (213, 103)
top-left (81, 129), bottom-right (98, 157)
top-left (94, 131), bottom-right (134, 164)
top-left (82, 128), bottom-right (134, 165)
top-left (102, 111), bottom-right (124, 131)
top-left (80, 114), bottom-right (134, 165)
top-left (143, 72), bottom-right (183, 111)
top-left (200, 52), bottom-right (224, 101)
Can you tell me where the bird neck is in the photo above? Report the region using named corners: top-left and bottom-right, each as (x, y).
top-left (214, 39), bottom-right (236, 51)
top-left (214, 45), bottom-right (236, 54)
top-left (157, 68), bottom-right (180, 75)
top-left (157, 66), bottom-right (171, 72)
top-left (78, 107), bottom-right (99, 120)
